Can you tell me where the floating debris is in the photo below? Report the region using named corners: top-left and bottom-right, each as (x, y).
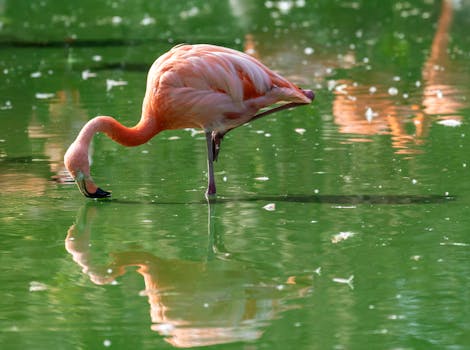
top-left (29, 281), bottom-right (47, 292)
top-left (111, 16), bottom-right (122, 25)
top-left (140, 15), bottom-right (156, 26)
top-left (106, 79), bottom-right (128, 91)
top-left (82, 69), bottom-right (97, 80)
top-left (255, 176), bottom-right (269, 181)
top-left (30, 71), bottom-right (41, 78)
top-left (35, 93), bottom-right (55, 99)
top-left (437, 119), bottom-right (462, 127)
top-left (365, 107), bottom-right (377, 122)
top-left (332, 275), bottom-right (354, 289)
top-left (331, 231), bottom-right (356, 243)
top-left (295, 128), bottom-right (306, 135)
top-left (304, 47), bottom-right (314, 55)
top-left (0, 100), bottom-right (12, 110)
top-left (388, 87), bottom-right (398, 96)
top-left (439, 242), bottom-right (469, 247)
top-left (263, 203), bottom-right (276, 211)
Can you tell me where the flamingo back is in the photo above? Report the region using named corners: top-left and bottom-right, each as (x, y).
top-left (142, 44), bottom-right (310, 132)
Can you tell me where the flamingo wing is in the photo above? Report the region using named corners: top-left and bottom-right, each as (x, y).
top-left (143, 44), bottom-right (311, 132)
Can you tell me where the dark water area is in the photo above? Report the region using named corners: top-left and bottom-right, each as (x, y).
top-left (1, 1), bottom-right (470, 349)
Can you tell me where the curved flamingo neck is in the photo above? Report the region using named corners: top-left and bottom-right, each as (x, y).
top-left (76, 115), bottom-right (161, 147)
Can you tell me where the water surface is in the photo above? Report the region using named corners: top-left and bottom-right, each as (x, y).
top-left (1, 1), bottom-right (470, 349)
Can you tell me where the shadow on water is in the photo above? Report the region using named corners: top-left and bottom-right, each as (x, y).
top-left (65, 201), bottom-right (314, 348)
top-left (104, 193), bottom-right (455, 206)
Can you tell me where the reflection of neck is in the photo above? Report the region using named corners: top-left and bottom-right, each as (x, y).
top-left (425, 0), bottom-right (453, 72)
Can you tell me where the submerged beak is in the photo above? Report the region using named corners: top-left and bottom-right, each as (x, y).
top-left (302, 89), bottom-right (315, 102)
top-left (75, 173), bottom-right (111, 199)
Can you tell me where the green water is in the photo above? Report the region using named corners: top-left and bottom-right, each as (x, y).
top-left (1, 1), bottom-right (470, 349)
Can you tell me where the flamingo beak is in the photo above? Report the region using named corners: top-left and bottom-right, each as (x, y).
top-left (75, 172), bottom-right (111, 198)
top-left (302, 89), bottom-right (315, 102)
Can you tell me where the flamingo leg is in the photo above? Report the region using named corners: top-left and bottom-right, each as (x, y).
top-left (225, 101), bottom-right (310, 136)
top-left (205, 131), bottom-right (217, 196)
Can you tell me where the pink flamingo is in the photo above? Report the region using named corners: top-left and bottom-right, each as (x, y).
top-left (64, 44), bottom-right (314, 198)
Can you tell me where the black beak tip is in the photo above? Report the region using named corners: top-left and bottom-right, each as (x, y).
top-left (85, 187), bottom-right (112, 199)
top-left (304, 89), bottom-right (315, 101)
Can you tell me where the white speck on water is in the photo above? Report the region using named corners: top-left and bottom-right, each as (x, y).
top-left (35, 93), bottom-right (55, 99)
top-left (335, 84), bottom-right (348, 94)
top-left (203, 303), bottom-right (209, 308)
top-left (263, 203), bottom-right (276, 211)
top-left (30, 71), bottom-right (41, 78)
top-left (111, 16), bottom-right (122, 25)
top-left (107, 268), bottom-right (113, 274)
top-left (411, 255), bottom-right (421, 261)
top-left (180, 6), bottom-right (200, 19)
top-left (295, 128), bottom-right (306, 135)
top-left (437, 119), bottom-right (461, 127)
top-left (332, 231), bottom-right (356, 243)
top-left (0, 100), bottom-right (12, 110)
top-left (310, 220), bottom-right (318, 224)
top-left (255, 176), bottom-right (269, 181)
top-left (142, 219), bottom-right (153, 223)
top-left (223, 176), bottom-right (228, 182)
top-left (141, 150), bottom-right (149, 154)
top-left (106, 79), bottom-right (128, 91)
top-left (276, 284), bottom-right (285, 291)
top-left (403, 93), bottom-right (409, 99)
top-left (314, 267), bottom-right (321, 275)
top-left (388, 87), bottom-right (398, 96)
top-left (168, 136), bottom-right (180, 140)
top-left (152, 323), bottom-right (174, 335)
top-left (436, 89), bottom-right (443, 98)
top-left (332, 275), bottom-right (354, 289)
top-left (440, 242), bottom-right (469, 247)
top-left (369, 86), bottom-right (377, 94)
top-left (29, 281), bottom-right (47, 292)
top-left (92, 55), bottom-right (102, 62)
top-left (294, 322), bottom-right (301, 327)
top-left (393, 76), bottom-right (401, 81)
top-left (365, 107), bottom-right (377, 122)
top-left (327, 79), bottom-right (336, 90)
top-left (411, 179), bottom-right (418, 184)
top-left (103, 339), bottom-right (112, 347)
top-left (82, 69), bottom-right (97, 80)
top-left (388, 314), bottom-right (405, 320)
top-left (264, 133), bottom-right (271, 137)
top-left (415, 80), bottom-right (421, 87)
top-left (110, 280), bottom-right (119, 285)
top-left (304, 47), bottom-right (314, 55)
top-left (140, 15), bottom-right (155, 26)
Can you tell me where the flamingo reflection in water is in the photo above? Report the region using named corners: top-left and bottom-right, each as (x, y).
top-left (331, 0), bottom-right (464, 155)
top-left (65, 203), bottom-right (313, 348)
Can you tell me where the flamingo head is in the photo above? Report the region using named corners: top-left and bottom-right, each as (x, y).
top-left (64, 142), bottom-right (111, 198)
